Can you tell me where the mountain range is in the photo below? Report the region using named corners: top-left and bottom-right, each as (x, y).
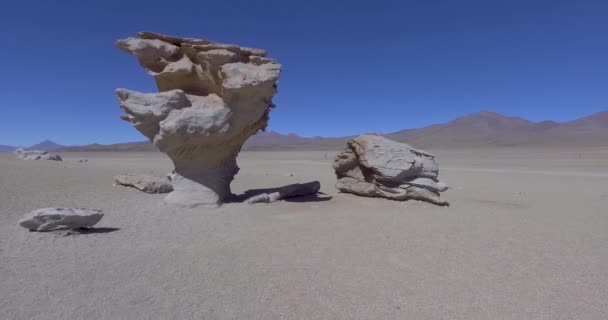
top-left (3, 110), bottom-right (607, 152)
top-left (0, 140), bottom-right (65, 153)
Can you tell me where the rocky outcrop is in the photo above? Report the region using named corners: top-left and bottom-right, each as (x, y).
top-left (18, 208), bottom-right (104, 231)
top-left (114, 174), bottom-right (173, 194)
top-left (245, 181), bottom-right (321, 204)
top-left (14, 148), bottom-right (62, 161)
top-left (333, 135), bottom-right (449, 206)
top-left (115, 32), bottom-right (281, 207)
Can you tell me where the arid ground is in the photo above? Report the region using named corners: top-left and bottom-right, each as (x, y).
top-left (1, 148), bottom-right (607, 319)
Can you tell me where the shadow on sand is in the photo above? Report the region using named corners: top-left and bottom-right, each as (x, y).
top-left (47, 227), bottom-right (121, 236)
top-left (74, 227), bottom-right (121, 234)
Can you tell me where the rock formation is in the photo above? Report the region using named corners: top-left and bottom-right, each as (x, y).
top-left (114, 173), bottom-right (173, 194)
top-left (18, 208), bottom-right (104, 231)
top-left (14, 148), bottom-right (62, 161)
top-left (333, 135), bottom-right (449, 206)
top-left (115, 32), bottom-right (281, 207)
top-left (245, 181), bottom-right (321, 204)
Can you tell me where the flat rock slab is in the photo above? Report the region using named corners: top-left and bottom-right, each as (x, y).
top-left (245, 181), bottom-right (321, 204)
top-left (114, 174), bottom-right (173, 194)
top-left (14, 148), bottom-right (62, 161)
top-left (18, 208), bottom-right (104, 232)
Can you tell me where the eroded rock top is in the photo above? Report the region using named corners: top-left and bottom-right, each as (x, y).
top-left (115, 32), bottom-right (282, 161)
top-left (116, 32), bottom-right (280, 97)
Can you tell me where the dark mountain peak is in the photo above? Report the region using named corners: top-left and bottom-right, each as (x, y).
top-left (28, 140), bottom-right (65, 151)
top-left (475, 110), bottom-right (503, 117)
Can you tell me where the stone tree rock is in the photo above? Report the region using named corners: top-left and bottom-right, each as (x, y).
top-left (18, 208), bottom-right (104, 231)
top-left (333, 135), bottom-right (449, 206)
top-left (14, 148), bottom-right (62, 161)
top-left (115, 32), bottom-right (281, 207)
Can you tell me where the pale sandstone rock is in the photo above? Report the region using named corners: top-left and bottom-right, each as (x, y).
top-left (116, 32), bottom-right (281, 207)
top-left (333, 135), bottom-right (449, 206)
top-left (114, 174), bottom-right (173, 194)
top-left (18, 208), bottom-right (103, 231)
top-left (14, 148), bottom-right (62, 161)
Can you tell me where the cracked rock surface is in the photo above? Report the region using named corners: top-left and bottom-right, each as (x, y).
top-left (333, 135), bottom-right (449, 206)
top-left (115, 32), bottom-right (281, 207)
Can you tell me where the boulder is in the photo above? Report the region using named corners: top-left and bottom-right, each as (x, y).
top-left (14, 148), bottom-right (62, 161)
top-left (333, 135), bottom-right (449, 206)
top-left (116, 32), bottom-right (281, 207)
top-left (114, 173), bottom-right (173, 194)
top-left (18, 208), bottom-right (104, 231)
top-left (245, 181), bottom-right (321, 204)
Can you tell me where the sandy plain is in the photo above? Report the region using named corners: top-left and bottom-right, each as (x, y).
top-left (1, 148), bottom-right (607, 319)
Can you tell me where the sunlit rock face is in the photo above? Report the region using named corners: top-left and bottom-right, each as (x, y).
top-left (116, 32), bottom-right (281, 207)
top-left (333, 135), bottom-right (449, 206)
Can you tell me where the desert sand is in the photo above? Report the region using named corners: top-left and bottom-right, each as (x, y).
top-left (1, 148), bottom-right (608, 319)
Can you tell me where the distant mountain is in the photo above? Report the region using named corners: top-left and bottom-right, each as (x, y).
top-left (57, 132), bottom-right (347, 152)
top-left (385, 110), bottom-right (608, 148)
top-left (243, 131), bottom-right (349, 150)
top-left (0, 140), bottom-right (65, 153)
top-left (59, 141), bottom-right (157, 152)
top-left (28, 140), bottom-right (64, 151)
top-left (57, 110), bottom-right (608, 152)
top-left (0, 145), bottom-right (17, 153)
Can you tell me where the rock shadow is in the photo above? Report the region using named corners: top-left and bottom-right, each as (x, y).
top-left (230, 185), bottom-right (332, 204)
top-left (43, 227), bottom-right (121, 235)
top-left (73, 227), bottom-right (121, 234)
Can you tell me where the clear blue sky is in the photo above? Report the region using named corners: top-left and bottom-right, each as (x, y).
top-left (1, 0), bottom-right (607, 146)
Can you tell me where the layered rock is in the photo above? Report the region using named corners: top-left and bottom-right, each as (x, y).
top-left (115, 32), bottom-right (281, 207)
top-left (18, 208), bottom-right (104, 231)
top-left (333, 135), bottom-right (449, 206)
top-left (114, 173), bottom-right (173, 194)
top-left (14, 148), bottom-right (62, 161)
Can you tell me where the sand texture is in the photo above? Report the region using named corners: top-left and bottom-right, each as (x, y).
top-left (1, 148), bottom-right (608, 319)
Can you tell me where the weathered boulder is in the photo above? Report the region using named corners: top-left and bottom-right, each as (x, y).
top-left (18, 208), bottom-right (104, 231)
top-left (14, 148), bottom-right (62, 161)
top-left (114, 173), bottom-right (173, 194)
top-left (245, 181), bottom-right (321, 204)
top-left (333, 135), bottom-right (449, 206)
top-left (116, 32), bottom-right (281, 208)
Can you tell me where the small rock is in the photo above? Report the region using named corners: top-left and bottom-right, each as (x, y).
top-left (114, 173), bottom-right (173, 194)
top-left (18, 208), bottom-right (103, 231)
top-left (78, 159), bottom-right (88, 163)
